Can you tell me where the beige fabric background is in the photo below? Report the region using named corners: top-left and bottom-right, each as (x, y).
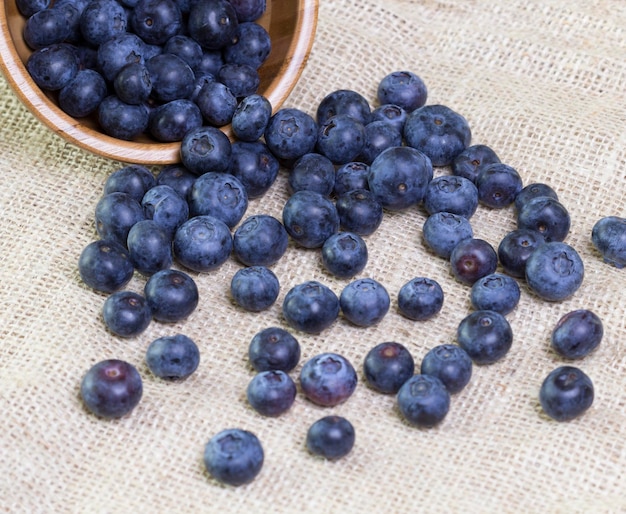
top-left (2, 0), bottom-right (626, 511)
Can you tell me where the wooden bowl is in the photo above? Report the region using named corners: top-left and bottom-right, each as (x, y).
top-left (0, 0), bottom-right (318, 164)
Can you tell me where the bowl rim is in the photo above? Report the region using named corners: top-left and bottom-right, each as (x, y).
top-left (0, 0), bottom-right (319, 165)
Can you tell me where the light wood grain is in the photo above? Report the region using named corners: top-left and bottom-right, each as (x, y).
top-left (0, 0), bottom-right (319, 164)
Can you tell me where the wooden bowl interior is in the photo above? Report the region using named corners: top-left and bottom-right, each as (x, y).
top-left (0, 0), bottom-right (318, 164)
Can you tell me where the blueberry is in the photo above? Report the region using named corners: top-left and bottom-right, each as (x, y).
top-left (190, 71), bottom-right (215, 102)
top-left (282, 281), bottom-right (340, 334)
top-left (397, 277), bottom-right (444, 321)
top-left (104, 165), bottom-right (156, 203)
top-left (316, 89), bottom-right (371, 126)
top-left (147, 52), bottom-right (195, 102)
top-left (470, 273), bottom-right (521, 315)
top-left (163, 34), bottom-right (203, 68)
top-left (551, 309), bottom-right (603, 360)
top-left (155, 164), bottom-right (197, 200)
top-left (80, 359), bottom-right (143, 419)
top-left (194, 80), bottom-right (238, 127)
top-left (591, 216), bottom-right (626, 268)
top-left (144, 269), bottom-right (199, 322)
top-left (288, 153), bottom-right (336, 197)
top-left (423, 175), bottom-right (479, 219)
top-left (217, 63), bottom-right (260, 98)
top-left (377, 71), bottom-right (427, 112)
top-left (98, 96), bottom-right (149, 141)
top-left (189, 0), bottom-right (238, 50)
top-left (525, 241), bottom-right (584, 301)
top-left (229, 0), bottom-right (266, 22)
top-left (370, 104), bottom-right (407, 134)
top-left (223, 22), bottom-right (271, 69)
top-left (131, 0), bottom-right (182, 45)
top-left (363, 341), bottom-right (415, 394)
top-left (203, 428), bottom-right (264, 486)
top-left (299, 352), bottom-right (357, 406)
top-left (180, 125), bottom-right (232, 175)
top-left (422, 211), bottom-right (473, 259)
top-left (476, 163), bottom-right (523, 209)
top-left (26, 43), bottom-right (79, 91)
top-left (246, 370), bottom-right (297, 417)
top-left (126, 219), bottom-right (173, 275)
top-left (149, 99), bottom-right (203, 142)
top-left (141, 184), bottom-right (189, 238)
top-left (514, 182), bottom-right (559, 211)
top-left (420, 344), bottom-right (472, 394)
top-left (79, 0), bottom-right (128, 46)
top-left (516, 196), bottom-right (571, 242)
top-left (452, 144), bottom-right (500, 184)
top-left (368, 146), bottom-right (433, 211)
top-left (333, 161), bottom-right (370, 197)
top-left (404, 104), bottom-right (471, 166)
top-left (335, 189), bottom-right (383, 237)
top-left (59, 69), bottom-right (108, 118)
top-left (306, 416), bottom-right (355, 460)
top-left (78, 239), bottom-right (134, 293)
top-left (145, 334), bottom-right (200, 379)
top-left (396, 374), bottom-right (450, 427)
top-left (248, 327), bottom-right (300, 373)
top-left (95, 192), bottom-right (145, 247)
top-left (193, 48), bottom-right (224, 76)
top-left (26, 5), bottom-right (69, 48)
top-left (449, 238), bottom-right (498, 285)
top-left (264, 108), bottom-right (318, 162)
top-left (113, 63), bottom-right (153, 106)
top-left (339, 278), bottom-right (390, 327)
top-left (456, 310), bottom-right (513, 365)
top-left (321, 232), bottom-right (368, 279)
top-left (96, 33), bottom-right (145, 83)
top-left (102, 290), bottom-right (152, 337)
top-left (230, 266), bottom-right (280, 312)
top-left (358, 120), bottom-right (403, 165)
top-left (539, 366), bottom-right (594, 422)
top-left (231, 94), bottom-right (272, 142)
top-left (282, 190), bottom-right (339, 249)
top-left (173, 215), bottom-right (233, 272)
top-left (316, 114), bottom-right (366, 165)
top-left (188, 172), bottom-right (248, 228)
top-left (229, 141), bottom-right (280, 198)
top-left (497, 228), bottom-right (545, 278)
top-left (233, 214), bottom-right (288, 267)
top-left (17, 0), bottom-right (51, 17)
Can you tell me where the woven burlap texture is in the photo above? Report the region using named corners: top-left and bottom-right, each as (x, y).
top-left (1, 0), bottom-right (626, 511)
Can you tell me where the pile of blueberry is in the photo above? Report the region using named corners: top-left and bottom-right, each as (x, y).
top-left (19, 0), bottom-right (271, 141)
top-left (74, 60), bottom-right (626, 487)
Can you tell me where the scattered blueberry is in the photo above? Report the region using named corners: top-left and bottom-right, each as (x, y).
top-left (95, 191), bottom-right (145, 247)
top-left (282, 281), bottom-right (340, 334)
top-left (452, 144), bottom-right (500, 184)
top-left (126, 219), bottom-right (173, 275)
top-left (104, 165), bottom-right (156, 203)
top-left (333, 161), bottom-right (370, 196)
top-left (141, 184), bottom-right (189, 238)
top-left (363, 341), bottom-right (415, 394)
top-left (173, 215), bottom-right (233, 272)
top-left (188, 172), bottom-right (248, 228)
top-left (339, 278), bottom-right (390, 327)
top-left (316, 89), bottom-right (371, 126)
top-left (397, 277), bottom-right (444, 321)
top-left (551, 309), bottom-right (603, 360)
top-left (423, 175), bottom-right (479, 218)
top-left (377, 71), bottom-right (427, 112)
top-left (102, 290), bottom-right (152, 338)
top-left (321, 232), bottom-right (368, 279)
top-left (335, 189), bottom-right (383, 237)
top-left (233, 214), bottom-right (288, 267)
top-left (539, 366), bottom-right (594, 422)
top-left (288, 153), bottom-right (336, 196)
top-left (299, 352), bottom-right (357, 406)
top-left (517, 196), bottom-right (571, 242)
top-left (229, 141), bottom-right (280, 198)
top-left (449, 237), bottom-right (498, 285)
top-left (146, 334), bottom-right (200, 380)
top-left (230, 266), bottom-right (280, 312)
top-left (144, 268), bottom-right (199, 322)
top-left (246, 370), bottom-right (297, 417)
top-left (514, 182), bottom-right (559, 211)
top-left (370, 104), bottom-right (407, 134)
top-left (78, 239), bottom-right (135, 294)
top-left (282, 190), bottom-right (339, 249)
top-left (470, 273), bottom-right (521, 315)
top-left (420, 344), bottom-right (472, 394)
top-left (497, 228), bottom-right (545, 278)
top-left (396, 374), bottom-right (450, 427)
top-left (248, 327), bottom-right (300, 373)
top-left (456, 310), bottom-right (513, 365)
top-left (591, 216), bottom-right (626, 268)
top-left (80, 359), bottom-right (143, 419)
top-left (203, 428), bottom-right (264, 487)
top-left (264, 108), bottom-right (318, 162)
top-left (306, 416), bottom-right (355, 460)
top-left (422, 211), bottom-right (473, 259)
top-left (476, 163), bottom-right (523, 209)
top-left (525, 241), bottom-right (584, 301)
top-left (231, 94), bottom-right (272, 142)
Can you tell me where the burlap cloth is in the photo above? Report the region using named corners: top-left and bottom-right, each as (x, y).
top-left (2, 0), bottom-right (626, 511)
